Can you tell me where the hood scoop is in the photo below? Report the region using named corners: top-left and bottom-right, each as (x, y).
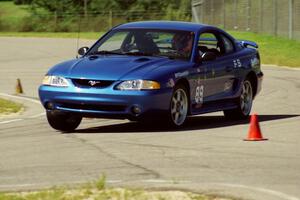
top-left (66, 55), bottom-right (168, 80)
top-left (134, 57), bottom-right (151, 62)
top-left (88, 55), bottom-right (99, 60)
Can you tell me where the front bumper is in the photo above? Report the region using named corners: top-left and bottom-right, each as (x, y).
top-left (39, 84), bottom-right (172, 119)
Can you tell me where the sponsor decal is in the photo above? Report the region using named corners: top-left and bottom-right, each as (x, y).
top-left (233, 59), bottom-right (242, 68)
top-left (195, 85), bottom-right (204, 104)
top-left (175, 71), bottom-right (189, 78)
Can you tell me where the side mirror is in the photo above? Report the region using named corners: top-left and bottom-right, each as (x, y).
top-left (78, 47), bottom-right (89, 56)
top-left (201, 52), bottom-right (217, 62)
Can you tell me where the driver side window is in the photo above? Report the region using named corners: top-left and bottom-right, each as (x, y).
top-left (198, 33), bottom-right (220, 56)
top-left (197, 32), bottom-right (235, 59)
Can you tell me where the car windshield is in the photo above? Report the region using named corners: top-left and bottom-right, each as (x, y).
top-left (87, 29), bottom-right (195, 61)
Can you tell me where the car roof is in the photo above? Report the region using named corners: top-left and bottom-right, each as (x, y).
top-left (115, 21), bottom-right (211, 32)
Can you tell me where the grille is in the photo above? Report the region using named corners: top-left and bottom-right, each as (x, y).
top-left (58, 102), bottom-right (126, 112)
top-left (72, 79), bottom-right (114, 88)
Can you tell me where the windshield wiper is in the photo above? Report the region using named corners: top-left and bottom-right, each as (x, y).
top-left (89, 50), bottom-right (125, 55)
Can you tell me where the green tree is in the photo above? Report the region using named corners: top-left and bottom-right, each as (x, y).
top-left (13, 0), bottom-right (33, 5)
top-left (89, 0), bottom-right (119, 13)
top-left (114, 0), bottom-right (136, 10)
top-left (18, 0), bottom-right (191, 32)
top-left (31, 0), bottom-right (80, 14)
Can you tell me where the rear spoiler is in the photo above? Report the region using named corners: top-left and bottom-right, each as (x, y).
top-left (239, 40), bottom-right (258, 48)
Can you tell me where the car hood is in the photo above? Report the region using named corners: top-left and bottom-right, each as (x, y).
top-left (48, 55), bottom-right (179, 80)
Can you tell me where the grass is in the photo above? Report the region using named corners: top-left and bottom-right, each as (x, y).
top-left (0, 98), bottom-right (23, 115)
top-left (229, 31), bottom-right (300, 67)
top-left (0, 1), bottom-right (30, 30)
top-left (0, 32), bottom-right (104, 39)
top-left (0, 31), bottom-right (299, 67)
top-left (0, 176), bottom-right (233, 200)
top-left (0, 188), bottom-right (227, 200)
top-left (95, 174), bottom-right (106, 190)
top-left (0, 1), bottom-right (29, 19)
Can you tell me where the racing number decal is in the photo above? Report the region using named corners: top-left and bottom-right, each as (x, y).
top-left (233, 59), bottom-right (242, 68)
top-left (195, 85), bottom-right (204, 104)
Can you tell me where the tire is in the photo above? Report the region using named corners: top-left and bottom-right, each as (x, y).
top-left (168, 84), bottom-right (189, 127)
top-left (224, 79), bottom-right (253, 120)
top-left (46, 111), bottom-right (82, 132)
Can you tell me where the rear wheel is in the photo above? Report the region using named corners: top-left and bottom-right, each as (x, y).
top-left (224, 79), bottom-right (253, 119)
top-left (46, 111), bottom-right (82, 132)
top-left (169, 84), bottom-right (189, 127)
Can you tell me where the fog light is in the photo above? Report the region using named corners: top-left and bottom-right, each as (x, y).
top-left (46, 102), bottom-right (55, 110)
top-left (131, 106), bottom-right (141, 115)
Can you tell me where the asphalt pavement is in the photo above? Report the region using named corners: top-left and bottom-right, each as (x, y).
top-left (0, 37), bottom-right (299, 200)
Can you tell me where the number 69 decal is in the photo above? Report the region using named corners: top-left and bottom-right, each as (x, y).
top-left (195, 85), bottom-right (204, 104)
top-left (233, 59), bottom-right (242, 68)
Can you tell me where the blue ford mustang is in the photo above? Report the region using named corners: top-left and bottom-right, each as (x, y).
top-left (39, 21), bottom-right (263, 132)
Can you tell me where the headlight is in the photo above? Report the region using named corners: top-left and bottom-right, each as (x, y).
top-left (116, 80), bottom-right (160, 90)
top-left (42, 76), bottom-right (69, 87)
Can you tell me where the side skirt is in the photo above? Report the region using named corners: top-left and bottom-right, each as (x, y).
top-left (190, 98), bottom-right (238, 115)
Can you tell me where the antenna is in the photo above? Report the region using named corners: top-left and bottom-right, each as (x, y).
top-left (76, 14), bottom-right (82, 58)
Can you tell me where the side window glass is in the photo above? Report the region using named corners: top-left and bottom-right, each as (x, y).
top-left (198, 33), bottom-right (220, 56)
top-left (220, 34), bottom-right (234, 54)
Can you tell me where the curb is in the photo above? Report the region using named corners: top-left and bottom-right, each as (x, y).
top-left (0, 93), bottom-right (44, 124)
top-left (262, 64), bottom-right (300, 70)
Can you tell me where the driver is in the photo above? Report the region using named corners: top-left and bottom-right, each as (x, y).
top-left (172, 32), bottom-right (193, 58)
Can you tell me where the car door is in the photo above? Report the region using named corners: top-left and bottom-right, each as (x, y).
top-left (197, 32), bottom-right (233, 102)
top-left (189, 33), bottom-right (218, 110)
top-left (189, 60), bottom-right (212, 110)
top-left (213, 31), bottom-right (238, 99)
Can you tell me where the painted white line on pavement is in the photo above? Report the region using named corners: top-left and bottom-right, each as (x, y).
top-left (0, 180), bottom-right (124, 189)
top-left (142, 179), bottom-right (191, 184)
top-left (0, 93), bottom-right (40, 104)
top-left (0, 119), bottom-right (23, 125)
top-left (0, 180), bottom-right (299, 200)
top-left (217, 183), bottom-right (300, 200)
top-left (107, 180), bottom-right (123, 183)
top-left (0, 93), bottom-right (44, 125)
top-left (142, 179), bottom-right (172, 183)
top-left (28, 112), bottom-right (45, 118)
top-left (281, 67), bottom-right (300, 71)
top-left (0, 183), bottom-right (36, 188)
top-left (263, 64), bottom-right (300, 71)
top-left (140, 181), bottom-right (299, 200)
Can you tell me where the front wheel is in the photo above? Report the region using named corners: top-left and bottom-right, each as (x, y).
top-left (46, 111), bottom-right (82, 132)
top-left (169, 84), bottom-right (189, 127)
top-left (224, 79), bottom-right (253, 119)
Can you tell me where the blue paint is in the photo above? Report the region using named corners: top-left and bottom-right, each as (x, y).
top-left (39, 21), bottom-right (263, 121)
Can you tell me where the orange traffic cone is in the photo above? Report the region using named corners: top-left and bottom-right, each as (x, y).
top-left (15, 78), bottom-right (24, 94)
top-left (244, 114), bottom-right (268, 141)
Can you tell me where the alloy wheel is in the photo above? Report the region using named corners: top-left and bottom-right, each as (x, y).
top-left (170, 88), bottom-right (188, 126)
top-left (240, 80), bottom-right (253, 116)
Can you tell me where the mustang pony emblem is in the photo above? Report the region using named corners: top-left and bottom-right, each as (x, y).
top-left (88, 80), bottom-right (100, 86)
